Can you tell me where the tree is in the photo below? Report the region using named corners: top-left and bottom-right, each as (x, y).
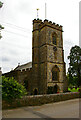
top-left (0, 1), bottom-right (4, 39)
top-left (2, 76), bottom-right (27, 102)
top-left (0, 24), bottom-right (4, 39)
top-left (68, 45), bottom-right (81, 87)
top-left (0, 1), bottom-right (3, 8)
top-left (67, 73), bottom-right (78, 87)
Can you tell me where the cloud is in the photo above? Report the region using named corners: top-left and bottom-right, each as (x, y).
top-left (2, 57), bottom-right (10, 62)
top-left (0, 32), bottom-right (32, 73)
top-left (16, 0), bottom-right (32, 14)
top-left (0, 0), bottom-right (79, 74)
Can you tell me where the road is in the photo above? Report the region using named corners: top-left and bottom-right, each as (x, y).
top-left (2, 98), bottom-right (80, 119)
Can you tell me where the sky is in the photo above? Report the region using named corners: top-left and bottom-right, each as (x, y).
top-left (0, 0), bottom-right (80, 73)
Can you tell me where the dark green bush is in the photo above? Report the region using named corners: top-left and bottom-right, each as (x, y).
top-left (2, 76), bottom-right (27, 102)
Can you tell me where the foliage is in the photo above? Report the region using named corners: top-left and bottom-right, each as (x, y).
top-left (0, 1), bottom-right (4, 39)
top-left (0, 24), bottom-right (4, 39)
top-left (68, 87), bottom-right (79, 92)
top-left (0, 24), bottom-right (4, 30)
top-left (68, 45), bottom-right (81, 87)
top-left (2, 76), bottom-right (27, 102)
top-left (0, 1), bottom-right (3, 8)
top-left (67, 74), bottom-right (78, 87)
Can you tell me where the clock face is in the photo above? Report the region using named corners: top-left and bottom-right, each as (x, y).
top-left (53, 46), bottom-right (57, 51)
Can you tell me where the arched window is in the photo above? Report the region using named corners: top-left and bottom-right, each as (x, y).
top-left (52, 65), bottom-right (59, 81)
top-left (52, 33), bottom-right (57, 45)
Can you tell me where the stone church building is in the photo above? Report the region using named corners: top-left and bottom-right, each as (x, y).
top-left (3, 19), bottom-right (68, 95)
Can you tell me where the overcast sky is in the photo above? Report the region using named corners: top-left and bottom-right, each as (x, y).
top-left (0, 0), bottom-right (80, 73)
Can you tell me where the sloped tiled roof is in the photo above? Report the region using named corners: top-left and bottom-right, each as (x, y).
top-left (14, 62), bottom-right (32, 71)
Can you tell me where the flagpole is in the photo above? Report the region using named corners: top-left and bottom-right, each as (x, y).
top-left (45, 3), bottom-right (47, 19)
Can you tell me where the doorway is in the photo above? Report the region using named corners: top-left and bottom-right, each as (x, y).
top-left (33, 88), bottom-right (38, 95)
top-left (53, 85), bottom-right (59, 93)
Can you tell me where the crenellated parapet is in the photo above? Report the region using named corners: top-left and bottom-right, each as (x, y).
top-left (33, 19), bottom-right (63, 32)
top-left (16, 68), bottom-right (32, 84)
top-left (33, 18), bottom-right (42, 31)
top-left (17, 68), bottom-right (32, 74)
top-left (2, 68), bottom-right (32, 83)
top-left (33, 18), bottom-right (42, 23)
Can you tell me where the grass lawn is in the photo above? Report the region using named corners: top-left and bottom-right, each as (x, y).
top-left (68, 87), bottom-right (79, 92)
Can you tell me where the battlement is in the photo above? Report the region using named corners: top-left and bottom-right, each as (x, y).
top-left (33, 18), bottom-right (42, 23)
top-left (33, 19), bottom-right (63, 32)
top-left (16, 68), bottom-right (32, 74)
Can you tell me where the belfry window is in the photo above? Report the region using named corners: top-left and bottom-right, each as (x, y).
top-left (52, 33), bottom-right (57, 45)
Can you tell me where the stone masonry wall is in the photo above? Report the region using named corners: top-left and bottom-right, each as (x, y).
top-left (32, 19), bottom-right (68, 94)
top-left (2, 92), bottom-right (79, 109)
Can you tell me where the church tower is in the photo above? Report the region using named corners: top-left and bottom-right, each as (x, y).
top-left (32, 19), bottom-right (67, 95)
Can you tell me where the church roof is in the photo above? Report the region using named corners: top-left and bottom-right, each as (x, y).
top-left (14, 62), bottom-right (32, 71)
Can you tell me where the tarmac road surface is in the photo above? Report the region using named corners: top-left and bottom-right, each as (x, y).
top-left (2, 98), bottom-right (80, 119)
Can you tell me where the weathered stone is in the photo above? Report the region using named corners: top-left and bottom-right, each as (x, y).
top-left (3, 19), bottom-right (68, 95)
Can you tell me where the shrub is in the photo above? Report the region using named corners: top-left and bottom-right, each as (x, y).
top-left (68, 87), bottom-right (79, 92)
top-left (2, 76), bottom-right (27, 102)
